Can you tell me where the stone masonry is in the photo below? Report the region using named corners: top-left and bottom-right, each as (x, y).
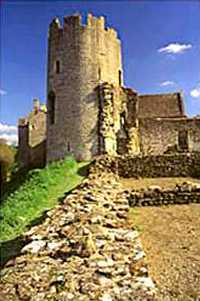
top-left (0, 168), bottom-right (156, 301)
top-left (46, 14), bottom-right (123, 162)
top-left (18, 99), bottom-right (46, 169)
top-left (18, 13), bottom-right (200, 167)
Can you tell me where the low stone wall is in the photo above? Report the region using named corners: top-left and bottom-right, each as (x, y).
top-left (127, 182), bottom-right (200, 207)
top-left (0, 170), bottom-right (156, 301)
top-left (90, 153), bottom-right (200, 178)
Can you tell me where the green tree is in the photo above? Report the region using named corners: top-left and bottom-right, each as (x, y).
top-left (0, 141), bottom-right (15, 186)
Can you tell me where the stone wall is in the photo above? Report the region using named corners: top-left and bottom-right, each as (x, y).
top-left (127, 182), bottom-right (200, 207)
top-left (0, 170), bottom-right (156, 300)
top-left (138, 93), bottom-right (185, 118)
top-left (139, 117), bottom-right (200, 155)
top-left (117, 87), bottom-right (140, 155)
top-left (46, 14), bottom-right (123, 162)
top-left (90, 153), bottom-right (200, 178)
top-left (18, 107), bottom-right (46, 169)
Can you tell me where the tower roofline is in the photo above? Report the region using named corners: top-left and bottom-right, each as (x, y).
top-left (49, 13), bottom-right (118, 39)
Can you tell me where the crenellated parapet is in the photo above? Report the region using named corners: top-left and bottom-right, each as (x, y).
top-left (49, 13), bottom-right (119, 38)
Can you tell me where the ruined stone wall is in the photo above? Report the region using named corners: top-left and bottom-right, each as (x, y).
top-left (98, 83), bottom-right (123, 155)
top-left (117, 88), bottom-right (140, 155)
top-left (90, 153), bottom-right (200, 178)
top-left (18, 110), bottom-right (46, 169)
top-left (139, 117), bottom-right (200, 155)
top-left (46, 14), bottom-right (123, 162)
top-left (128, 182), bottom-right (200, 207)
top-left (138, 93), bottom-right (185, 118)
top-left (0, 170), bottom-right (156, 300)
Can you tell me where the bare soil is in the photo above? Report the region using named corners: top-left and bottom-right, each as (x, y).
top-left (121, 177), bottom-right (200, 300)
top-left (121, 177), bottom-right (200, 191)
top-left (129, 203), bottom-right (200, 300)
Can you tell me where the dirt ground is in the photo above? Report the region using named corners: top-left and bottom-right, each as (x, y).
top-left (121, 178), bottom-right (200, 300)
top-left (121, 177), bottom-right (200, 191)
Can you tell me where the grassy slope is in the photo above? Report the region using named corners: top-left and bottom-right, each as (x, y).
top-left (0, 157), bottom-right (88, 242)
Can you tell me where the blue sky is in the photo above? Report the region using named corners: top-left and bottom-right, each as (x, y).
top-left (0, 0), bottom-right (200, 144)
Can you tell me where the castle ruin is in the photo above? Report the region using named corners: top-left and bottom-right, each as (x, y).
top-left (18, 13), bottom-right (200, 168)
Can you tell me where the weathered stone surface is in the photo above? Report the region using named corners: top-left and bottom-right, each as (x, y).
top-left (46, 14), bottom-right (123, 162)
top-left (90, 153), bottom-right (200, 178)
top-left (127, 182), bottom-right (200, 207)
top-left (139, 117), bottom-right (200, 155)
top-left (18, 100), bottom-right (46, 168)
top-left (0, 171), bottom-right (156, 300)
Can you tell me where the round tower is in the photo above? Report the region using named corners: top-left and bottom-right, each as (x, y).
top-left (46, 13), bottom-right (123, 162)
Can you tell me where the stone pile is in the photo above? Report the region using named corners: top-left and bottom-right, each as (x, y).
top-left (128, 182), bottom-right (200, 207)
top-left (0, 171), bottom-right (156, 301)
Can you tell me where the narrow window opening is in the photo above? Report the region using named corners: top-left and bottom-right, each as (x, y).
top-left (119, 70), bottom-right (122, 86)
top-left (55, 60), bottom-right (60, 74)
top-left (48, 91), bottom-right (55, 125)
top-left (178, 130), bottom-right (189, 151)
top-left (67, 142), bottom-right (71, 152)
top-left (98, 68), bottom-right (101, 81)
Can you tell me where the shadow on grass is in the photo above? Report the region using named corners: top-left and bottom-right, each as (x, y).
top-left (1, 168), bottom-right (32, 203)
top-left (77, 163), bottom-right (90, 177)
top-left (0, 236), bottom-right (30, 268)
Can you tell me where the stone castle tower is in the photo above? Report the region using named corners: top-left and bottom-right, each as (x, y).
top-left (47, 13), bottom-right (123, 161)
top-left (18, 13), bottom-right (200, 169)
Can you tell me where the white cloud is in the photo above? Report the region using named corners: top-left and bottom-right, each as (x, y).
top-left (0, 133), bottom-right (18, 145)
top-left (158, 43), bottom-right (192, 54)
top-left (190, 84), bottom-right (200, 99)
top-left (0, 123), bottom-right (17, 133)
top-left (0, 89), bottom-right (7, 96)
top-left (160, 81), bottom-right (175, 87)
top-left (0, 123), bottom-right (18, 145)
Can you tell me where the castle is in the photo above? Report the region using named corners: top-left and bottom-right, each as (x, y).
top-left (18, 13), bottom-right (200, 168)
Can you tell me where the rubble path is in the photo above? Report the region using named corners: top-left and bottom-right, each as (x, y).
top-left (131, 204), bottom-right (200, 300)
top-left (0, 172), bottom-right (156, 301)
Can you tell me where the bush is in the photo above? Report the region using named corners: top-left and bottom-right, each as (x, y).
top-left (0, 143), bottom-right (15, 183)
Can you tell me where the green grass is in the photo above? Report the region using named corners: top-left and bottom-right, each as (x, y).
top-left (0, 157), bottom-right (89, 242)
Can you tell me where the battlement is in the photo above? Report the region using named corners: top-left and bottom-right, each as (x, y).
top-left (18, 99), bottom-right (47, 127)
top-left (18, 118), bottom-right (28, 127)
top-left (49, 13), bottom-right (118, 39)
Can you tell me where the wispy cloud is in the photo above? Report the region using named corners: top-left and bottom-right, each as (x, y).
top-left (0, 123), bottom-right (18, 145)
top-left (0, 133), bottom-right (18, 145)
top-left (158, 43), bottom-right (192, 54)
top-left (0, 123), bottom-right (17, 133)
top-left (190, 84), bottom-right (200, 99)
top-left (160, 81), bottom-right (176, 87)
top-left (0, 89), bottom-right (7, 96)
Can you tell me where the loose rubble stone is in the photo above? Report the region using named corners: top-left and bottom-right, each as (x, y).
top-left (0, 170), bottom-right (156, 300)
top-left (21, 240), bottom-right (46, 254)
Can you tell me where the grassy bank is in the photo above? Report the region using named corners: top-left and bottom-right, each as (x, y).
top-left (0, 157), bottom-right (88, 242)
